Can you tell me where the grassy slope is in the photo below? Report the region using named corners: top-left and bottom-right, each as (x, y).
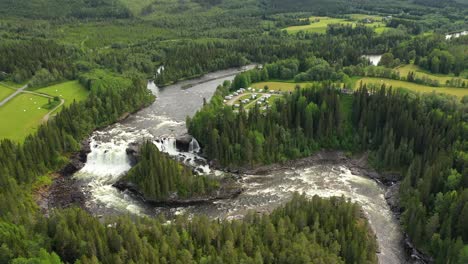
top-left (286, 17), bottom-right (351, 34)
top-left (34, 81), bottom-right (89, 107)
top-left (0, 93), bottom-right (49, 141)
top-left (0, 84), bottom-right (15, 101)
top-left (285, 15), bottom-right (389, 34)
top-left (358, 77), bottom-right (468, 98)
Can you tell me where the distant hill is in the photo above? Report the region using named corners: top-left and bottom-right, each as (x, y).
top-left (264, 0), bottom-right (347, 14)
top-left (0, 0), bottom-right (132, 19)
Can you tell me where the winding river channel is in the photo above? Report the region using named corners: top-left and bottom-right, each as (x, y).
top-left (72, 66), bottom-right (409, 264)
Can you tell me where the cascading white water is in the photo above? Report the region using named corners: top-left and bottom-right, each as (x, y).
top-left (71, 65), bottom-right (406, 264)
top-left (362, 54), bottom-right (382, 66)
top-left (147, 81), bottom-right (159, 96)
top-left (446, 30), bottom-right (467, 40)
top-left (154, 137), bottom-right (211, 175)
top-left (74, 126), bottom-right (154, 215)
top-left (154, 137), bottom-right (179, 156)
top-left (157, 65), bottom-right (165, 75)
top-left (189, 138), bottom-right (201, 153)
top-left (79, 139), bottom-right (131, 180)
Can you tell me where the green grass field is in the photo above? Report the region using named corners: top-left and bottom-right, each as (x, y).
top-left (395, 64), bottom-right (468, 86)
top-left (285, 15), bottom-right (389, 34)
top-left (252, 81), bottom-right (312, 91)
top-left (34, 81), bottom-right (89, 107)
top-left (0, 81), bottom-right (89, 142)
top-left (0, 93), bottom-right (50, 141)
top-left (358, 77), bottom-right (468, 98)
top-left (0, 84), bottom-right (15, 101)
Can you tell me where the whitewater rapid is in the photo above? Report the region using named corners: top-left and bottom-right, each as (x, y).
top-left (72, 67), bottom-right (408, 263)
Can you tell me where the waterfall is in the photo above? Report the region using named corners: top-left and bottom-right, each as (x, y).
top-left (147, 81), bottom-right (159, 96)
top-left (154, 137), bottom-right (179, 156)
top-left (189, 138), bottom-right (201, 153)
top-left (362, 54), bottom-right (382, 66)
top-left (157, 65), bottom-right (165, 75)
top-left (78, 138), bottom-right (131, 181)
top-left (153, 137), bottom-right (212, 175)
top-left (73, 127), bottom-right (154, 215)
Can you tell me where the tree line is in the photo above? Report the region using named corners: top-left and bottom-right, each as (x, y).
top-left (391, 34), bottom-right (467, 76)
top-left (2, 194), bottom-right (377, 264)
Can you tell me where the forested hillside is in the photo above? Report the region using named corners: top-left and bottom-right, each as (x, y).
top-left (0, 0), bottom-right (131, 19)
top-left (0, 194), bottom-right (377, 263)
top-left (189, 74), bottom-right (468, 262)
top-left (353, 86), bottom-right (468, 263)
top-left (0, 0), bottom-right (466, 263)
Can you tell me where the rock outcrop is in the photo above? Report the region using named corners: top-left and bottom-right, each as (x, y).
top-left (175, 134), bottom-right (193, 152)
top-left (60, 139), bottom-right (91, 176)
top-left (113, 176), bottom-right (243, 207)
top-left (126, 142), bottom-right (141, 166)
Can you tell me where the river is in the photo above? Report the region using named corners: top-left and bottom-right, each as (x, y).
top-left (73, 66), bottom-right (408, 264)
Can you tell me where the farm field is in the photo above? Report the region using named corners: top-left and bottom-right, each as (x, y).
top-left (358, 77), bottom-right (468, 98)
top-left (0, 83), bottom-right (15, 101)
top-left (34, 81), bottom-right (89, 107)
top-left (0, 93), bottom-right (50, 142)
top-left (0, 81), bottom-right (89, 142)
top-left (395, 64), bottom-right (468, 86)
top-left (285, 14), bottom-right (389, 34)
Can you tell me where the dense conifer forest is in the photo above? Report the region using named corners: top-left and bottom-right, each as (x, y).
top-left (122, 141), bottom-right (220, 201)
top-left (188, 83), bottom-right (352, 166)
top-left (189, 76), bottom-right (468, 262)
top-left (1, 194), bottom-right (377, 263)
top-left (0, 0), bottom-right (466, 263)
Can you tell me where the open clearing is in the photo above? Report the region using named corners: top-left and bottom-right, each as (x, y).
top-left (395, 64), bottom-right (468, 86)
top-left (285, 14), bottom-right (389, 34)
top-left (0, 84), bottom-right (15, 101)
top-left (34, 81), bottom-right (89, 107)
top-left (0, 81), bottom-right (89, 142)
top-left (358, 77), bottom-right (468, 98)
top-left (0, 93), bottom-right (50, 141)
top-left (251, 81), bottom-right (312, 91)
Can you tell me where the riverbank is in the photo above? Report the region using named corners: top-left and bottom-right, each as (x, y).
top-left (236, 150), bottom-right (431, 263)
top-left (113, 175), bottom-right (243, 207)
top-left (35, 101), bottom-right (154, 215)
